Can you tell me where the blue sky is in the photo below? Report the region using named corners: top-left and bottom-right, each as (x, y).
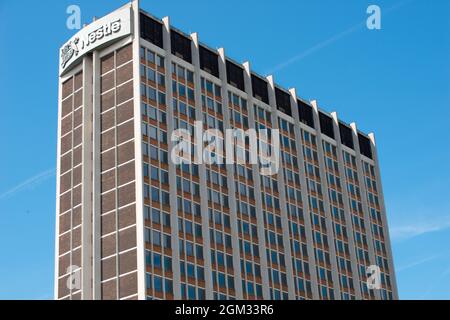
top-left (0, 0), bottom-right (449, 299)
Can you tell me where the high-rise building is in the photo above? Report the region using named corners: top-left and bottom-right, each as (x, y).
top-left (55, 0), bottom-right (398, 300)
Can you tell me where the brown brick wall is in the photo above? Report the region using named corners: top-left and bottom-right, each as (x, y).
top-left (99, 43), bottom-right (138, 299)
top-left (58, 69), bottom-right (85, 300)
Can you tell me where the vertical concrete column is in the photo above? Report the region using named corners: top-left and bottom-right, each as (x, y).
top-left (289, 88), bottom-right (320, 299)
top-left (310, 100), bottom-right (341, 299)
top-left (161, 16), bottom-right (182, 299)
top-left (217, 48), bottom-right (243, 299)
top-left (330, 112), bottom-right (362, 299)
top-left (81, 55), bottom-right (93, 300)
top-left (54, 62), bottom-right (63, 301)
top-left (266, 75), bottom-right (295, 300)
top-left (130, 0), bottom-right (147, 300)
top-left (350, 122), bottom-right (380, 300)
top-left (92, 50), bottom-right (102, 300)
top-left (368, 133), bottom-right (399, 300)
top-left (242, 62), bottom-right (270, 300)
top-left (190, 33), bottom-right (214, 299)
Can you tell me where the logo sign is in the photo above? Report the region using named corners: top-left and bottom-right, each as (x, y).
top-left (61, 38), bottom-right (80, 69)
top-left (59, 6), bottom-right (131, 75)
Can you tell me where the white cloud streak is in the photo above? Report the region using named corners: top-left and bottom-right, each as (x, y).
top-left (389, 216), bottom-right (450, 241)
top-left (396, 254), bottom-right (441, 273)
top-left (0, 168), bottom-right (55, 201)
top-left (265, 0), bottom-right (413, 75)
top-left (266, 21), bottom-right (365, 75)
top-left (420, 265), bottom-right (450, 299)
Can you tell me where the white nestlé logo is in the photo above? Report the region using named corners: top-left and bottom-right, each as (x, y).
top-left (61, 19), bottom-right (122, 69)
top-left (61, 38), bottom-right (80, 68)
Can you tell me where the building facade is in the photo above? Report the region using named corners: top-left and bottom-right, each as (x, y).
top-left (55, 0), bottom-right (398, 300)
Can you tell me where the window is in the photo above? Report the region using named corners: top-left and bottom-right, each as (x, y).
top-left (152, 230), bottom-right (161, 246)
top-left (147, 50), bottom-right (155, 64)
top-left (339, 123), bottom-right (354, 149)
top-left (319, 112), bottom-right (334, 139)
top-left (157, 73), bottom-right (165, 87)
top-left (298, 100), bottom-right (314, 128)
top-left (171, 30), bottom-right (192, 63)
top-left (152, 208), bottom-right (160, 224)
top-left (226, 60), bottom-right (245, 91)
top-left (275, 87), bottom-right (291, 116)
top-left (147, 86), bottom-right (156, 101)
top-left (187, 70), bottom-right (194, 83)
top-left (251, 74), bottom-right (268, 104)
top-left (149, 125), bottom-right (157, 140)
top-left (157, 55), bottom-right (165, 68)
top-left (200, 46), bottom-right (219, 77)
top-left (154, 276), bottom-right (162, 292)
top-left (140, 13), bottom-right (163, 48)
top-left (358, 133), bottom-right (373, 159)
top-left (153, 253), bottom-right (162, 269)
top-left (147, 68), bottom-right (156, 82)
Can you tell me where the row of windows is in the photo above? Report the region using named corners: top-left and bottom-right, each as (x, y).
top-left (140, 84), bottom-right (166, 105)
top-left (178, 218), bottom-right (202, 238)
top-left (172, 80), bottom-right (195, 101)
top-left (143, 164), bottom-right (168, 184)
top-left (144, 184), bottom-right (170, 205)
top-left (144, 206), bottom-right (171, 227)
top-left (177, 197), bottom-right (201, 216)
top-left (142, 103), bottom-right (166, 123)
top-left (139, 46), bottom-right (165, 68)
top-left (145, 273), bottom-right (173, 296)
top-left (180, 261), bottom-right (205, 281)
top-left (142, 142), bottom-right (169, 163)
top-left (145, 250), bottom-right (172, 272)
top-left (242, 280), bottom-right (264, 298)
top-left (172, 62), bottom-right (194, 83)
top-left (173, 99), bottom-right (196, 119)
top-left (145, 228), bottom-right (171, 249)
top-left (179, 240), bottom-right (203, 259)
top-left (202, 94), bottom-right (223, 115)
top-left (211, 249), bottom-right (234, 270)
top-left (202, 77), bottom-right (221, 97)
top-left (140, 64), bottom-right (165, 87)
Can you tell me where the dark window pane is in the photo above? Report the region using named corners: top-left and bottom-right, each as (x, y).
top-left (275, 87), bottom-right (291, 116)
top-left (140, 13), bottom-right (163, 48)
top-left (171, 30), bottom-right (192, 63)
top-left (339, 123), bottom-right (354, 149)
top-left (319, 112), bottom-right (335, 139)
top-left (297, 99), bottom-right (315, 128)
top-left (200, 46), bottom-right (219, 78)
top-left (226, 60), bottom-right (245, 91)
top-left (358, 133), bottom-right (372, 159)
top-left (251, 74), bottom-right (269, 105)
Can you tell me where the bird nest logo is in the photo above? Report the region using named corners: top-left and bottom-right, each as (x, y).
top-left (60, 37), bottom-right (80, 68)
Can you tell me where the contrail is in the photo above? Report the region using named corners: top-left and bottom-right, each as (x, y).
top-left (420, 264), bottom-right (450, 299)
top-left (0, 168), bottom-right (56, 200)
top-left (266, 0), bottom-right (413, 75)
top-left (396, 254), bottom-right (442, 273)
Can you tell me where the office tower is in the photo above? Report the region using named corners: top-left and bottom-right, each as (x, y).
top-left (55, 0), bottom-right (398, 300)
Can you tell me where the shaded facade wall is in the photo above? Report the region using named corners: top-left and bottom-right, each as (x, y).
top-left (57, 70), bottom-right (84, 300)
top-left (99, 44), bottom-right (139, 300)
